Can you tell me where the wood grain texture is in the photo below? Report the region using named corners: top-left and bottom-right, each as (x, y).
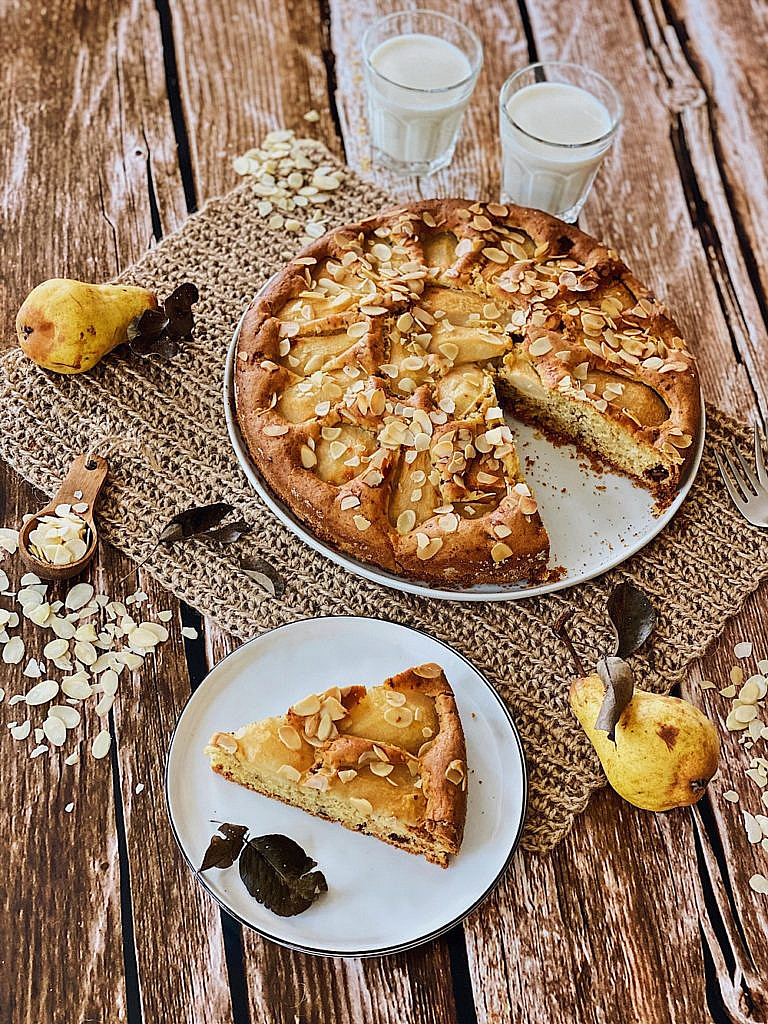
top-left (667, 0), bottom-right (768, 386)
top-left (0, 2), bottom-right (232, 1021)
top-left (168, 0), bottom-right (342, 203)
top-left (0, 0), bottom-right (187, 345)
top-left (2, 0), bottom-right (768, 1021)
top-left (0, 472), bottom-right (128, 1024)
top-left (466, 794), bottom-right (710, 1024)
top-left (684, 602), bottom-right (768, 1023)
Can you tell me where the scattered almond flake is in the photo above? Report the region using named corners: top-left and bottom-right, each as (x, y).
top-left (29, 744), bottom-right (49, 759)
top-left (0, 687), bottom-right (4, 702)
top-left (2, 636), bottom-right (24, 664)
top-left (734, 641), bottom-right (753, 659)
top-left (43, 638), bottom-right (69, 660)
top-left (64, 750), bottom-right (79, 766)
top-left (135, 783), bottom-right (145, 794)
top-left (157, 610), bottom-right (173, 622)
top-left (61, 676), bottom-right (92, 700)
top-left (50, 616), bottom-right (76, 639)
top-left (28, 604), bottom-right (51, 627)
top-left (65, 582), bottom-right (95, 611)
top-left (699, 679), bottom-right (716, 690)
top-left (10, 721), bottom-right (31, 741)
top-left (25, 679), bottom-right (59, 706)
top-left (98, 670), bottom-right (120, 696)
top-left (64, 802), bottom-right (75, 814)
top-left (719, 684), bottom-right (737, 698)
top-left (48, 705), bottom-right (81, 729)
top-left (722, 789), bottom-right (739, 803)
top-left (128, 626), bottom-right (160, 649)
top-left (744, 811), bottom-right (763, 844)
top-left (730, 666), bottom-right (744, 685)
top-left (96, 693), bottom-right (115, 717)
top-left (91, 730), bottom-right (112, 760)
top-left (181, 627), bottom-right (198, 640)
top-left (42, 716), bottom-right (66, 747)
top-left (0, 528), bottom-right (19, 554)
top-left (749, 873), bottom-right (768, 894)
top-left (34, 727), bottom-right (44, 743)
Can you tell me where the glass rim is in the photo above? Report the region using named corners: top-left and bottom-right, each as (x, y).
top-left (499, 61), bottom-right (624, 150)
top-left (361, 9), bottom-right (483, 95)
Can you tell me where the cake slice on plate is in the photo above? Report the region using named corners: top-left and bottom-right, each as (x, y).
top-left (204, 663), bottom-right (467, 867)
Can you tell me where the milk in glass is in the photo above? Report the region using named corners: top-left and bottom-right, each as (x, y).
top-left (500, 80), bottom-right (616, 221)
top-left (365, 33), bottom-right (474, 171)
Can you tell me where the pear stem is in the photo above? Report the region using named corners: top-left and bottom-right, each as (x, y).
top-left (554, 609), bottom-right (586, 676)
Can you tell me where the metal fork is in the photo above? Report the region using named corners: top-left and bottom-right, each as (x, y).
top-left (716, 423), bottom-right (768, 526)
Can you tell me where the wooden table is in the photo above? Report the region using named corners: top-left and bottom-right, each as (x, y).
top-left (2, 1), bottom-right (767, 1021)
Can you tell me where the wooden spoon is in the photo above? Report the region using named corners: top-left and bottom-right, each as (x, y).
top-left (18, 455), bottom-right (108, 581)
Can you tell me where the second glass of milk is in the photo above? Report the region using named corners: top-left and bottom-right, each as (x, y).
top-left (362, 10), bottom-right (483, 176)
top-left (499, 62), bottom-right (623, 222)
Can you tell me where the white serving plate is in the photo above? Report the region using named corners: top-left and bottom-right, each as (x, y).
top-left (224, 301), bottom-right (705, 601)
top-left (165, 616), bottom-right (527, 957)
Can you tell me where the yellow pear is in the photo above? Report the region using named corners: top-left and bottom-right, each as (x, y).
top-left (16, 279), bottom-right (157, 374)
top-left (570, 672), bottom-right (720, 811)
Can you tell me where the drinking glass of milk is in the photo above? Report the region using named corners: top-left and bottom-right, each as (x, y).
top-left (362, 10), bottom-right (483, 176)
top-left (499, 62), bottom-right (623, 222)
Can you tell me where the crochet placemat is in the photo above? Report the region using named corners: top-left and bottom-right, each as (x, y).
top-left (2, 142), bottom-right (767, 853)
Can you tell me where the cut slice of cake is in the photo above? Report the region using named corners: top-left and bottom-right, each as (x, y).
top-left (204, 663), bottom-right (467, 867)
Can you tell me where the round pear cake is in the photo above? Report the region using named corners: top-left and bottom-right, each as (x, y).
top-left (234, 199), bottom-right (700, 586)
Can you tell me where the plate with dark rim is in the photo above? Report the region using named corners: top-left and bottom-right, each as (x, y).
top-left (224, 294), bottom-right (705, 601)
top-left (165, 616), bottom-right (527, 957)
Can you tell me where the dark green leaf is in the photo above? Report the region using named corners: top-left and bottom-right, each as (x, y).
top-left (164, 282), bottom-right (199, 341)
top-left (127, 281), bottom-right (198, 358)
top-left (158, 502), bottom-right (234, 543)
top-left (205, 519), bottom-right (252, 544)
top-left (595, 656), bottom-right (635, 742)
top-left (127, 307), bottom-right (168, 343)
top-left (239, 833), bottom-right (328, 917)
top-left (239, 557), bottom-right (286, 597)
top-left (606, 582), bottom-right (657, 660)
top-left (200, 823), bottom-right (248, 871)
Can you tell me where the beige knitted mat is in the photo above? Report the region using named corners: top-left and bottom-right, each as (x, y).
top-left (2, 143), bottom-right (768, 853)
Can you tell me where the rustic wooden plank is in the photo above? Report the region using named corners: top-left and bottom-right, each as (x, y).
top-left (0, 468), bottom-right (128, 1024)
top-left (683, 600), bottom-right (768, 1023)
top-left (666, 0), bottom-right (768, 393)
top-left (634, 0), bottom-right (768, 418)
top-left (0, 2), bottom-right (235, 1022)
top-left (167, 0), bottom-right (342, 203)
top-left (0, 0), bottom-right (188, 347)
top-left (466, 790), bottom-right (711, 1024)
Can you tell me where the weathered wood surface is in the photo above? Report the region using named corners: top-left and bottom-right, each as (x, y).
top-left (1, 0), bottom-right (767, 1022)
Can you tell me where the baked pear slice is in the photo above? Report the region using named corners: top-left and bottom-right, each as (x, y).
top-left (205, 663), bottom-right (467, 867)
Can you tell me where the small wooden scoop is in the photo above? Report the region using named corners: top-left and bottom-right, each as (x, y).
top-left (18, 455), bottom-right (108, 581)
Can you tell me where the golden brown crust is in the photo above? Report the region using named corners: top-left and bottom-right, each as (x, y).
top-left (206, 664), bottom-right (467, 866)
top-left (235, 199), bottom-right (700, 585)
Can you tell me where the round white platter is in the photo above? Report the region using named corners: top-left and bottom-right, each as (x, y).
top-left (165, 616), bottom-right (527, 957)
top-left (224, 303), bottom-right (705, 601)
